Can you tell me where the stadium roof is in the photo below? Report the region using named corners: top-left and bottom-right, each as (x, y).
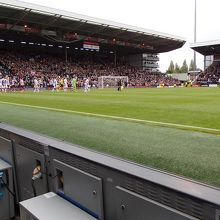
top-left (0, 0), bottom-right (186, 54)
top-left (190, 40), bottom-right (220, 56)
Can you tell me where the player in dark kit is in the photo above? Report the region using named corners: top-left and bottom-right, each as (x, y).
top-left (117, 80), bottom-right (122, 91)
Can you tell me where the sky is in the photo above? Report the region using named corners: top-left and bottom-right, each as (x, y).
top-left (22, 0), bottom-right (220, 72)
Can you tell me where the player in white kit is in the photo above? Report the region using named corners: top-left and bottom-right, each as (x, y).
top-left (84, 78), bottom-right (89, 93)
top-left (5, 76), bottom-right (10, 92)
top-left (52, 78), bottom-right (58, 92)
top-left (63, 78), bottom-right (68, 92)
top-left (33, 78), bottom-right (40, 92)
top-left (20, 78), bottom-right (25, 91)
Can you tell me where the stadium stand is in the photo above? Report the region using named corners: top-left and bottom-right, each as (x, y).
top-left (0, 50), bottom-right (181, 89)
top-left (0, 0), bottom-right (186, 91)
top-left (191, 40), bottom-right (220, 85)
top-left (195, 61), bottom-right (220, 85)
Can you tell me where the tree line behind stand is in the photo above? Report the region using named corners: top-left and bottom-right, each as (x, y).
top-left (166, 59), bottom-right (196, 74)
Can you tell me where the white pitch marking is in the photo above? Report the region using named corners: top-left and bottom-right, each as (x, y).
top-left (0, 100), bottom-right (220, 134)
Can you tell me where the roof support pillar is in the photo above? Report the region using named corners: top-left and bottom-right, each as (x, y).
top-left (194, 0), bottom-right (197, 70)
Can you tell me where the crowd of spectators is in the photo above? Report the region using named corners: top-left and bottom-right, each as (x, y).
top-left (196, 61), bottom-right (220, 85)
top-left (0, 50), bottom-right (180, 89)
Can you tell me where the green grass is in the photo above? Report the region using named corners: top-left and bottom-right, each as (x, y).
top-left (0, 87), bottom-right (220, 187)
top-left (0, 87), bottom-right (220, 130)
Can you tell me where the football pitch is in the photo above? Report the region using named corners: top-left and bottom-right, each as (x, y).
top-left (0, 87), bottom-right (220, 187)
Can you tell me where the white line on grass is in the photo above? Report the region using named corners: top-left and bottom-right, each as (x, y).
top-left (0, 100), bottom-right (220, 134)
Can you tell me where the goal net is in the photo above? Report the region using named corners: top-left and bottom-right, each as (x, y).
top-left (98, 76), bottom-right (128, 88)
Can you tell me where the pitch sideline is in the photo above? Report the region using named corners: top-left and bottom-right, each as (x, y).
top-left (0, 100), bottom-right (220, 134)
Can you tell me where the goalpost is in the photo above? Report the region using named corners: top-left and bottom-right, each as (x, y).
top-left (98, 76), bottom-right (128, 89)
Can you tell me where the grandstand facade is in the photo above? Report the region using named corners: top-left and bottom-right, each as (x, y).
top-left (0, 0), bottom-right (185, 63)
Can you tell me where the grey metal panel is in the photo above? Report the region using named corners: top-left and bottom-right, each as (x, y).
top-left (49, 147), bottom-right (215, 219)
top-left (115, 186), bottom-right (198, 220)
top-left (20, 192), bottom-right (97, 220)
top-left (0, 123), bottom-right (220, 207)
top-left (0, 136), bottom-right (13, 164)
top-left (53, 159), bottom-right (104, 220)
top-left (0, 159), bottom-right (15, 219)
top-left (15, 144), bottom-right (48, 201)
top-left (0, 158), bottom-right (11, 170)
top-left (49, 141), bottom-right (220, 207)
top-left (216, 209), bottom-right (220, 220)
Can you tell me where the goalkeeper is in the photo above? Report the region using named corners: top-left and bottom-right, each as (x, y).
top-left (72, 76), bottom-right (77, 92)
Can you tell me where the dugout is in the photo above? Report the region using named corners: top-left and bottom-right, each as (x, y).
top-left (0, 123), bottom-right (220, 220)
